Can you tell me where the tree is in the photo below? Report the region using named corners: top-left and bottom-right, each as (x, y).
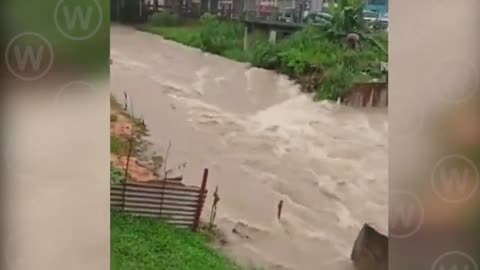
top-left (325, 0), bottom-right (366, 37)
top-left (321, 0), bottom-right (387, 55)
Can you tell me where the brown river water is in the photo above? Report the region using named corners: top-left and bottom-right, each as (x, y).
top-left (111, 24), bottom-right (388, 270)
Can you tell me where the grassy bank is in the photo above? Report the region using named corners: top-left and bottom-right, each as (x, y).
top-left (111, 212), bottom-right (244, 270)
top-left (110, 97), bottom-right (255, 269)
top-left (143, 9), bottom-right (387, 101)
top-left (110, 95), bottom-right (151, 184)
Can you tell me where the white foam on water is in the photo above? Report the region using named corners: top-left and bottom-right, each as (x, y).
top-left (111, 25), bottom-right (388, 270)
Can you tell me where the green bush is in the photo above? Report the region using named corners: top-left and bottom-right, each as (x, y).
top-left (222, 48), bottom-right (249, 62)
top-left (145, 4), bottom-right (387, 102)
top-left (149, 25), bottom-right (202, 47)
top-left (199, 12), bottom-right (217, 23)
top-left (316, 65), bottom-right (355, 100)
top-left (250, 41), bottom-right (279, 69)
top-left (111, 135), bottom-right (129, 155)
top-left (198, 14), bottom-right (243, 54)
top-left (150, 11), bottom-right (180, 27)
top-left (110, 166), bottom-right (125, 185)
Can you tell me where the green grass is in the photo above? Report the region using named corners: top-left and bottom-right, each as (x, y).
top-left (147, 26), bottom-right (203, 48)
top-left (110, 166), bottom-right (126, 184)
top-left (150, 11), bottom-right (181, 27)
top-left (111, 135), bottom-right (129, 156)
top-left (143, 16), bottom-right (387, 101)
top-left (111, 212), bottom-right (244, 270)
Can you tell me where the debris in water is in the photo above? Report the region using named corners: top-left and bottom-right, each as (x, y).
top-left (277, 200), bottom-right (284, 220)
top-left (209, 187), bottom-right (220, 227)
top-left (232, 222), bottom-right (251, 239)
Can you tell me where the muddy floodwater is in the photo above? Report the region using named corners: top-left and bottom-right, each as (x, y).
top-left (111, 25), bottom-right (388, 270)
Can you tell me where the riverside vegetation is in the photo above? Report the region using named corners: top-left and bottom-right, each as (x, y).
top-left (111, 1), bottom-right (387, 268)
top-left (110, 97), bottom-right (252, 270)
top-left (111, 212), bottom-right (250, 270)
top-left (144, 0), bottom-right (388, 100)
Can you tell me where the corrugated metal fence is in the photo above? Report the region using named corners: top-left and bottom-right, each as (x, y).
top-left (341, 82), bottom-right (388, 107)
top-left (111, 169), bottom-right (209, 231)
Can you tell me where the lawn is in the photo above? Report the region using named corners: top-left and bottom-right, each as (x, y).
top-left (147, 25), bottom-right (202, 48)
top-left (111, 212), bottom-right (243, 270)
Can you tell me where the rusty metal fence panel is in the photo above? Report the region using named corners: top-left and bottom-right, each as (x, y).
top-left (111, 169), bottom-right (209, 231)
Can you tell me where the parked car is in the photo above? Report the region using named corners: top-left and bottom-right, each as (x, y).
top-left (374, 12), bottom-right (388, 30)
top-left (363, 10), bottom-right (388, 31)
top-left (304, 11), bottom-right (333, 25)
top-left (378, 15), bottom-right (388, 25)
top-left (363, 9), bottom-right (380, 22)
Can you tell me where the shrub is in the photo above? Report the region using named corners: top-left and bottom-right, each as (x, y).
top-left (150, 26), bottom-right (202, 47)
top-left (316, 65), bottom-right (355, 100)
top-left (110, 135), bottom-right (129, 155)
top-left (110, 165), bottom-right (125, 184)
top-left (150, 10), bottom-right (180, 27)
top-left (145, 10), bottom-right (387, 102)
top-left (250, 41), bottom-right (279, 69)
top-left (199, 12), bottom-right (217, 23)
top-left (222, 48), bottom-right (249, 62)
top-left (198, 15), bottom-right (243, 54)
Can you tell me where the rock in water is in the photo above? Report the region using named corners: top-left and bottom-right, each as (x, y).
top-left (232, 222), bottom-right (251, 239)
top-left (351, 224), bottom-right (388, 270)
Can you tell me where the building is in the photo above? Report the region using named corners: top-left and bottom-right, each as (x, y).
top-left (364, 0), bottom-right (388, 15)
top-left (309, 0), bottom-right (323, 13)
top-left (111, 0), bottom-right (149, 23)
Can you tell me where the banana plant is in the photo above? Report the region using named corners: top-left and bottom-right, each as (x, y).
top-left (320, 0), bottom-right (387, 55)
top-left (324, 0), bottom-right (365, 36)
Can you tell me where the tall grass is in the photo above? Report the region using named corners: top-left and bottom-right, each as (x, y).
top-left (110, 135), bottom-right (129, 156)
top-left (198, 13), bottom-right (244, 54)
top-left (145, 14), bottom-right (387, 100)
top-left (150, 10), bottom-right (180, 27)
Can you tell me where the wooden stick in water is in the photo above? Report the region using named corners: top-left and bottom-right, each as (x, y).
top-left (277, 200), bottom-right (284, 220)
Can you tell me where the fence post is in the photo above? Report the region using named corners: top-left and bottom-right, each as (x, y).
top-left (243, 25), bottom-right (248, 51)
top-left (192, 168), bottom-right (208, 232)
top-left (159, 178), bottom-right (165, 218)
top-left (122, 137), bottom-right (134, 210)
